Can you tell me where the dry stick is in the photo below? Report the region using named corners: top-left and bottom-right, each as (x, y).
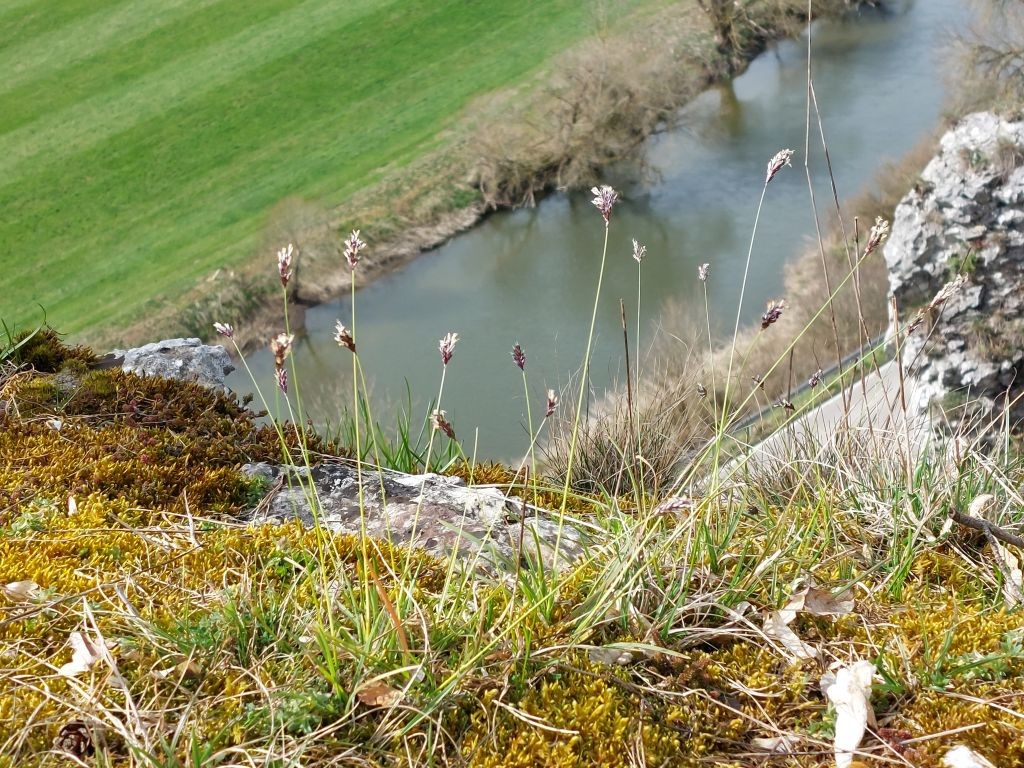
top-left (952, 508), bottom-right (1024, 549)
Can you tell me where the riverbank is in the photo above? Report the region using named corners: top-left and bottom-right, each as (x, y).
top-left (112, 0), bottom-right (859, 353)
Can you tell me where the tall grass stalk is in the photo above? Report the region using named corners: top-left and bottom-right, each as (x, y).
top-left (716, 156), bottom-right (783, 475)
top-left (560, 208), bottom-right (612, 513)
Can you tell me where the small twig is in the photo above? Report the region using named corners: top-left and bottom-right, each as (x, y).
top-left (951, 508), bottom-right (1024, 549)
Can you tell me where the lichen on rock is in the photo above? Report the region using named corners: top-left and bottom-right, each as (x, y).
top-left (885, 111), bottom-right (1024, 429)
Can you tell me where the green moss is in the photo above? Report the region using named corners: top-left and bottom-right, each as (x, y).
top-left (5, 327), bottom-right (95, 372)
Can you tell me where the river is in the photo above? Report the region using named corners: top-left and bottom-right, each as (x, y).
top-left (228, 0), bottom-right (972, 461)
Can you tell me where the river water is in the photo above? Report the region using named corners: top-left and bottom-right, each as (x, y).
top-left (228, 0), bottom-right (972, 460)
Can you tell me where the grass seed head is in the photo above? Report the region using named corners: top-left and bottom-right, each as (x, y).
top-left (864, 216), bottom-right (890, 256)
top-left (590, 185), bottom-right (619, 224)
top-left (270, 332), bottom-right (294, 368)
top-left (698, 262), bottom-right (710, 282)
top-left (277, 243), bottom-right (295, 287)
top-left (632, 238), bottom-right (646, 264)
top-left (430, 409), bottom-right (456, 439)
top-left (344, 229), bottom-right (366, 271)
top-left (439, 332), bottom-right (459, 366)
top-left (761, 299), bottom-right (787, 330)
top-left (929, 274), bottom-right (969, 312)
top-left (334, 321), bottom-right (356, 354)
top-left (275, 366), bottom-right (288, 394)
top-left (511, 342), bottom-right (525, 371)
top-left (213, 322), bottom-right (234, 339)
top-left (546, 388), bottom-right (559, 417)
top-left (766, 148), bottom-right (794, 185)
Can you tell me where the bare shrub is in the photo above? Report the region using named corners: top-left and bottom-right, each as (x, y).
top-left (956, 0), bottom-right (1024, 114)
top-left (472, 2), bottom-right (852, 210)
top-left (471, 7), bottom-right (711, 209)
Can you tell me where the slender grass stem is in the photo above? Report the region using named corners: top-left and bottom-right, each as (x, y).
top-left (560, 222), bottom-right (611, 511)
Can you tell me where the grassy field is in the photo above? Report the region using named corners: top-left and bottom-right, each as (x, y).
top-left (0, 0), bottom-right (658, 340)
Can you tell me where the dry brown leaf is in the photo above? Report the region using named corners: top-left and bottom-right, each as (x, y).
top-left (356, 681), bottom-right (402, 708)
top-left (154, 659), bottom-right (202, 681)
top-left (58, 632), bottom-right (105, 677)
top-left (763, 610), bottom-right (818, 660)
top-left (825, 660), bottom-right (876, 768)
top-left (786, 586), bottom-right (854, 616)
top-left (943, 744), bottom-right (998, 768)
top-left (2, 580), bottom-right (40, 602)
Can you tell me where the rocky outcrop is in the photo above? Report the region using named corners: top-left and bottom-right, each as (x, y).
top-left (111, 338), bottom-right (234, 391)
top-left (243, 462), bottom-right (586, 575)
top-left (884, 112), bottom-right (1024, 429)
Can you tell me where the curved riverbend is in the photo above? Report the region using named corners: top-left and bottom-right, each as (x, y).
top-left (229, 0), bottom-right (972, 461)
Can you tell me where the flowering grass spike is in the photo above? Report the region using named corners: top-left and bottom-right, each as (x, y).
top-left (546, 389), bottom-right (559, 418)
top-left (334, 321), bottom-right (355, 354)
top-left (277, 243), bottom-right (295, 287)
top-left (511, 342), bottom-right (526, 371)
top-left (270, 333), bottom-right (294, 369)
top-left (761, 299), bottom-right (787, 330)
top-left (864, 216), bottom-right (890, 257)
top-left (631, 239), bottom-right (646, 264)
top-left (439, 332), bottom-right (459, 366)
top-left (345, 229), bottom-right (366, 271)
top-left (590, 185), bottom-right (619, 224)
top-left (430, 409), bottom-right (456, 440)
top-left (765, 149), bottom-right (794, 185)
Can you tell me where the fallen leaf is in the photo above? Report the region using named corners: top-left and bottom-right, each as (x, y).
top-left (991, 541), bottom-right (1024, 608)
top-left (786, 586), bottom-right (855, 616)
top-left (588, 647), bottom-right (634, 666)
top-left (356, 681), bottom-right (402, 708)
top-left (764, 610), bottom-right (818, 660)
top-left (750, 734), bottom-right (798, 753)
top-left (968, 494), bottom-right (997, 521)
top-left (825, 660), bottom-right (876, 768)
top-left (2, 580), bottom-right (40, 601)
top-left (942, 744), bottom-right (997, 768)
top-left (154, 659), bottom-right (202, 681)
top-left (58, 632), bottom-right (105, 677)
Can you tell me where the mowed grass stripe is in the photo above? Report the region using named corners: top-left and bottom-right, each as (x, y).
top-left (0, 0), bottom-right (124, 45)
top-left (3, 0), bottom-right (632, 335)
top-left (0, 0), bottom-right (214, 95)
top-left (0, 0), bottom-right (312, 135)
top-left (0, 0), bottom-right (382, 181)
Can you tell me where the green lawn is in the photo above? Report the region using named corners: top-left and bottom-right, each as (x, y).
top-left (0, 0), bottom-right (647, 339)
